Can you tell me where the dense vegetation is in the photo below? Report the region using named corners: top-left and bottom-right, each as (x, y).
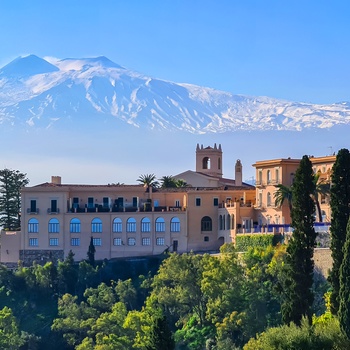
top-left (0, 243), bottom-right (334, 350)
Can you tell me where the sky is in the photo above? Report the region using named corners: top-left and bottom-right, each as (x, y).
top-left (1, 1), bottom-right (350, 185)
top-left (1, 0), bottom-right (350, 105)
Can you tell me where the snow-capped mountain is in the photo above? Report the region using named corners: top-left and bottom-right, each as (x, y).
top-left (1, 54), bottom-right (350, 133)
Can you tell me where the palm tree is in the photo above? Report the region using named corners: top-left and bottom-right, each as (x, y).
top-left (274, 184), bottom-right (293, 212)
top-left (137, 174), bottom-right (159, 189)
top-left (274, 173), bottom-right (330, 222)
top-left (160, 175), bottom-right (178, 188)
top-left (312, 171), bottom-right (330, 222)
top-left (175, 178), bottom-right (188, 188)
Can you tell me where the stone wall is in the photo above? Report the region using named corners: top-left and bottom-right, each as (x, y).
top-left (314, 248), bottom-right (332, 277)
top-left (18, 250), bottom-right (64, 266)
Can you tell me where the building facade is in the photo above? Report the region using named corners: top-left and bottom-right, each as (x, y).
top-left (1, 144), bottom-right (256, 265)
top-left (252, 155), bottom-right (335, 227)
top-left (0, 146), bottom-right (335, 266)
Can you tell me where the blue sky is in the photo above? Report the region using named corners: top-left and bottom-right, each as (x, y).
top-left (1, 0), bottom-right (350, 104)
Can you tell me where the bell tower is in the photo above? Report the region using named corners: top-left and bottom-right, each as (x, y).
top-left (196, 143), bottom-right (223, 178)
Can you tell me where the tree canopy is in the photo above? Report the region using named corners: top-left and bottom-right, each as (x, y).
top-left (0, 168), bottom-right (29, 230)
top-left (281, 155), bottom-right (317, 326)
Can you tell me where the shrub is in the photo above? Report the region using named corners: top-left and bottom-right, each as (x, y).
top-left (235, 234), bottom-right (282, 252)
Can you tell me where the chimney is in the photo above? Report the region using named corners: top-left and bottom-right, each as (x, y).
top-left (51, 176), bottom-right (61, 185)
top-left (235, 160), bottom-right (242, 186)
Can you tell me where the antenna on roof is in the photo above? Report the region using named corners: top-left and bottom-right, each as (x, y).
top-left (328, 146), bottom-right (333, 156)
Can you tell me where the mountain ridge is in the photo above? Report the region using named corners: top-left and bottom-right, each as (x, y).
top-left (1, 55), bottom-right (350, 133)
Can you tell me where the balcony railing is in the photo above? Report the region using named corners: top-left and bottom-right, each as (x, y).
top-left (68, 204), bottom-right (186, 213)
top-left (47, 208), bottom-right (60, 214)
top-left (218, 202), bottom-right (252, 209)
top-left (27, 208), bottom-right (39, 214)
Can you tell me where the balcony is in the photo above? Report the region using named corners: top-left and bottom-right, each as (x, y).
top-left (271, 179), bottom-right (281, 185)
top-left (218, 202), bottom-right (252, 209)
top-left (27, 208), bottom-right (39, 214)
top-left (255, 180), bottom-right (264, 187)
top-left (68, 204), bottom-right (186, 213)
top-left (47, 208), bottom-right (60, 214)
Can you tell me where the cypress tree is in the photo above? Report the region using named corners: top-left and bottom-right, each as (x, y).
top-left (329, 148), bottom-right (350, 314)
top-left (339, 217), bottom-right (350, 339)
top-left (87, 236), bottom-right (96, 267)
top-left (146, 315), bottom-right (175, 350)
top-left (281, 155), bottom-right (316, 326)
top-left (0, 169), bottom-right (29, 230)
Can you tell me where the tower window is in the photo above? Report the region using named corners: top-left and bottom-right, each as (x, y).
top-left (202, 157), bottom-right (210, 170)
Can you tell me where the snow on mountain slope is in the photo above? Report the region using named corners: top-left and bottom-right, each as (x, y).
top-left (1, 54), bottom-right (350, 133)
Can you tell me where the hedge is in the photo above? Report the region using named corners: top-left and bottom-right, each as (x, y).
top-left (235, 233), bottom-right (283, 252)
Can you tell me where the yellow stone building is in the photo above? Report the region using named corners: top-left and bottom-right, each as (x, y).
top-left (0, 144), bottom-right (336, 265)
top-left (1, 144), bottom-right (256, 265)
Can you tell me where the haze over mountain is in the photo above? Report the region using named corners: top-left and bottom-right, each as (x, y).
top-left (1, 54), bottom-right (350, 133)
top-left (0, 54), bottom-right (349, 187)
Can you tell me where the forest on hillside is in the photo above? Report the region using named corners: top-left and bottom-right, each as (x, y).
top-left (0, 243), bottom-right (345, 350)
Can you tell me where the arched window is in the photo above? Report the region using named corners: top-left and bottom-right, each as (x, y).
top-left (219, 215), bottom-right (223, 230)
top-left (112, 218), bottom-right (122, 233)
top-left (48, 218), bottom-right (59, 233)
top-left (267, 170), bottom-right (271, 184)
top-left (28, 218), bottom-right (39, 233)
top-left (91, 218), bottom-right (102, 233)
top-left (226, 214), bottom-right (231, 230)
top-left (155, 217), bottom-right (165, 232)
top-left (275, 168), bottom-right (279, 184)
top-left (201, 216), bottom-right (212, 231)
top-left (267, 192), bottom-right (271, 207)
top-left (70, 218), bottom-right (81, 233)
top-left (218, 157), bottom-right (221, 170)
top-left (141, 217), bottom-right (151, 232)
top-left (202, 157), bottom-right (210, 170)
top-left (170, 217), bottom-right (180, 232)
top-left (127, 218), bottom-right (136, 232)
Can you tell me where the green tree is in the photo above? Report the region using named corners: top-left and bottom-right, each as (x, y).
top-left (151, 252), bottom-right (209, 327)
top-left (274, 173), bottom-right (330, 223)
top-left (274, 184), bottom-right (293, 212)
top-left (281, 155), bottom-right (316, 326)
top-left (58, 250), bottom-right (78, 295)
top-left (339, 217), bottom-right (350, 339)
top-left (114, 278), bottom-right (137, 310)
top-left (242, 246), bottom-right (282, 336)
top-left (201, 244), bottom-right (244, 328)
top-left (137, 173), bottom-right (159, 189)
top-left (159, 175), bottom-right (178, 188)
top-left (51, 293), bottom-right (96, 347)
top-left (87, 236), bottom-right (96, 267)
top-left (312, 171), bottom-right (330, 222)
top-left (329, 148), bottom-right (350, 315)
top-left (147, 315), bottom-right (175, 350)
top-left (0, 306), bottom-right (24, 349)
top-left (243, 316), bottom-right (350, 350)
top-left (175, 178), bottom-right (187, 188)
top-left (84, 283), bottom-right (116, 312)
top-left (0, 169), bottom-right (29, 230)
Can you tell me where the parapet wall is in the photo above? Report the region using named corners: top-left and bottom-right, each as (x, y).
top-left (19, 249), bottom-right (64, 266)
